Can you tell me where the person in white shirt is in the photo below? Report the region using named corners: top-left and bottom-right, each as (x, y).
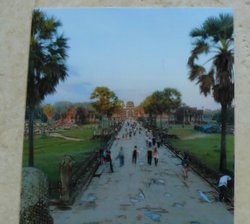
top-left (218, 174), bottom-right (232, 201)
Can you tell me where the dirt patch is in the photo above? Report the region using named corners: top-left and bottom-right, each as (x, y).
top-left (50, 132), bottom-right (84, 141)
top-left (180, 133), bottom-right (208, 140)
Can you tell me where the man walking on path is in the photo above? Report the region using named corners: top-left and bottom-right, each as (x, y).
top-left (116, 146), bottom-right (125, 167)
top-left (147, 147), bottom-right (153, 165)
top-left (132, 145), bottom-right (138, 164)
top-left (106, 149), bottom-right (113, 173)
top-left (182, 154), bottom-right (190, 180)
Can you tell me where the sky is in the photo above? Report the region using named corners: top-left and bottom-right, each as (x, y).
top-left (41, 7), bottom-right (233, 110)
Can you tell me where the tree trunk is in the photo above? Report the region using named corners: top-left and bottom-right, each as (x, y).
top-left (219, 104), bottom-right (227, 171)
top-left (28, 105), bottom-right (34, 167)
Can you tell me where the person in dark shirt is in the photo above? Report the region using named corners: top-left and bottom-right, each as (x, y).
top-left (106, 150), bottom-right (113, 173)
top-left (132, 146), bottom-right (138, 164)
top-left (182, 154), bottom-right (190, 180)
top-left (147, 148), bottom-right (153, 165)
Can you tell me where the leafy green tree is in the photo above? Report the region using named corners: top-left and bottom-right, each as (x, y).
top-left (150, 91), bottom-right (165, 127)
top-left (140, 95), bottom-right (157, 127)
top-left (187, 14), bottom-right (234, 171)
top-left (162, 88), bottom-right (181, 112)
top-left (141, 88), bottom-right (181, 127)
top-left (90, 86), bottom-right (121, 126)
top-left (106, 98), bottom-right (123, 118)
top-left (42, 104), bottom-right (54, 121)
top-left (26, 10), bottom-right (68, 166)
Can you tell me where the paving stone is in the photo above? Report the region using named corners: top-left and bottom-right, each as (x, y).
top-left (144, 213), bottom-right (161, 221)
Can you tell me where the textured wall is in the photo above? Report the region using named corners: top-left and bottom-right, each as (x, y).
top-left (20, 167), bottom-right (52, 224)
top-left (0, 0), bottom-right (249, 223)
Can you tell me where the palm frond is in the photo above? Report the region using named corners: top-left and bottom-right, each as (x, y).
top-left (188, 65), bottom-right (206, 81)
top-left (188, 39), bottom-right (209, 66)
top-left (197, 74), bottom-right (214, 96)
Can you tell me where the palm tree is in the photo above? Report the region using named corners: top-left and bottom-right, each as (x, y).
top-left (187, 13), bottom-right (234, 171)
top-left (26, 10), bottom-right (69, 166)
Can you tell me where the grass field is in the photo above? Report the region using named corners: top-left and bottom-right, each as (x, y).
top-left (57, 124), bottom-right (97, 140)
top-left (167, 126), bottom-right (234, 172)
top-left (167, 126), bottom-right (198, 137)
top-left (22, 125), bottom-right (104, 182)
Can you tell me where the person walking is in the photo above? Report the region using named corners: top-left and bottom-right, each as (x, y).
top-left (106, 150), bottom-right (113, 173)
top-left (153, 147), bottom-right (159, 166)
top-left (99, 147), bottom-right (104, 164)
top-left (132, 145), bottom-right (138, 164)
top-left (218, 174), bottom-right (232, 202)
top-left (116, 146), bottom-right (125, 167)
top-left (156, 136), bottom-right (161, 148)
top-left (182, 154), bottom-right (190, 180)
top-left (148, 138), bottom-right (152, 148)
top-left (147, 147), bottom-right (153, 165)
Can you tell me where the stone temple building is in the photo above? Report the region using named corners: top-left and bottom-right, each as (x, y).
top-left (112, 101), bottom-right (203, 124)
top-left (123, 101), bottom-right (135, 119)
top-left (175, 106), bottom-right (203, 124)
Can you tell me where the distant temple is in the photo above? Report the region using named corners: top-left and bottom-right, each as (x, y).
top-left (112, 101), bottom-right (204, 124)
top-left (175, 106), bottom-right (203, 124)
top-left (123, 101), bottom-right (135, 118)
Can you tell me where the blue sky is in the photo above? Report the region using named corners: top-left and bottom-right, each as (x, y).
top-left (42, 8), bottom-right (233, 110)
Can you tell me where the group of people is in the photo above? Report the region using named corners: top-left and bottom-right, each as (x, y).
top-left (100, 119), bottom-right (233, 204)
top-left (99, 147), bottom-right (113, 172)
top-left (122, 121), bottom-right (141, 139)
top-left (180, 153), bottom-right (233, 202)
top-left (115, 143), bottom-right (160, 168)
top-left (132, 145), bottom-right (159, 166)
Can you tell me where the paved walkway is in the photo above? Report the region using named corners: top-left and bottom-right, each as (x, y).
top-left (50, 121), bottom-right (233, 224)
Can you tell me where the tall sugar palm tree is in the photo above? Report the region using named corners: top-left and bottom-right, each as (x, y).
top-left (27, 10), bottom-right (69, 166)
top-left (187, 13), bottom-right (234, 171)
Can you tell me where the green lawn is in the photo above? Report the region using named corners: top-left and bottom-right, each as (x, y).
top-left (57, 124), bottom-right (96, 139)
top-left (23, 125), bottom-right (104, 182)
top-left (167, 126), bottom-right (198, 137)
top-left (168, 127), bottom-right (234, 172)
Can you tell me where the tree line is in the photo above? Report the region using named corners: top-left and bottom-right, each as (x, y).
top-left (26, 101), bottom-right (94, 125)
